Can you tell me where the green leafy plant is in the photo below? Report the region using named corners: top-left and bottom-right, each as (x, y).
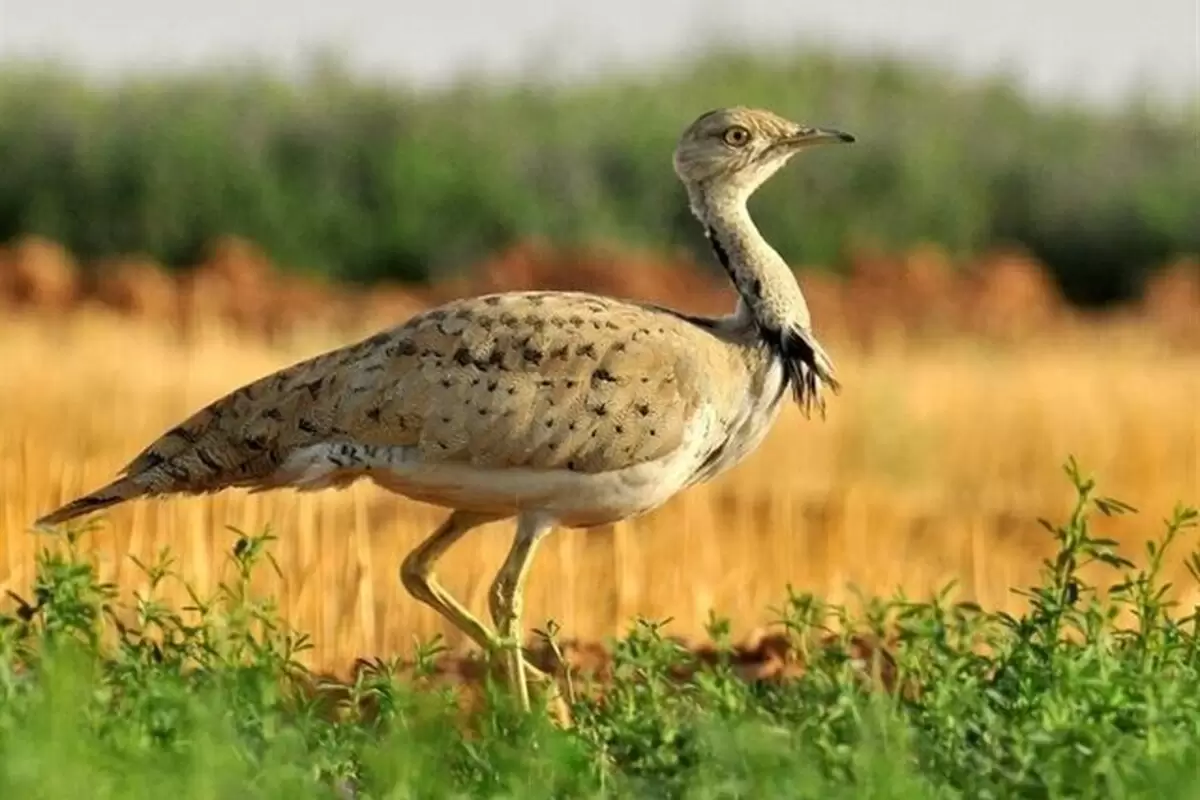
top-left (2, 458), bottom-right (1199, 798)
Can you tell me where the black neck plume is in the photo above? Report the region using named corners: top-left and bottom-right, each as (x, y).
top-left (703, 224), bottom-right (839, 418)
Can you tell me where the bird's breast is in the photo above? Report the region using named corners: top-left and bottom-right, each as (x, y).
top-left (687, 350), bottom-right (788, 486)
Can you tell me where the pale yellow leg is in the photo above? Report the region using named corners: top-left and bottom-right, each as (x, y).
top-left (399, 510), bottom-right (552, 684)
top-left (488, 512), bottom-right (555, 713)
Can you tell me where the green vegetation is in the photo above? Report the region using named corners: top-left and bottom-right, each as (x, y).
top-left (4, 460), bottom-right (1200, 797)
top-left (0, 49), bottom-right (1195, 307)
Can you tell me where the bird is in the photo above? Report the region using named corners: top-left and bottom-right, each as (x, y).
top-left (34, 106), bottom-right (853, 719)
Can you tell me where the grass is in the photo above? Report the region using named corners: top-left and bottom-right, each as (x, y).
top-left (3, 459), bottom-right (1200, 797)
top-left (3, 310), bottom-right (1199, 675)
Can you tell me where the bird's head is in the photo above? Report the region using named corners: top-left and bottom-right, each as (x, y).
top-left (673, 106), bottom-right (854, 208)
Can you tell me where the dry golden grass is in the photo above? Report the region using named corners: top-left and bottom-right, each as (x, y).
top-left (2, 308), bottom-right (1198, 675)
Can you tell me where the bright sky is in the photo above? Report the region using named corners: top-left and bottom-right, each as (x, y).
top-left (1, 0), bottom-right (1197, 104)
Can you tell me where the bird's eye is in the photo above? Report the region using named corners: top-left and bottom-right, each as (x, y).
top-left (722, 126), bottom-right (751, 147)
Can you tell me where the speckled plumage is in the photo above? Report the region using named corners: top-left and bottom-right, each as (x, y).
top-left (36, 290), bottom-right (776, 527)
top-left (35, 106), bottom-right (854, 722)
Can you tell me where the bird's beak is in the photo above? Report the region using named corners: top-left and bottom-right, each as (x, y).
top-left (783, 127), bottom-right (856, 150)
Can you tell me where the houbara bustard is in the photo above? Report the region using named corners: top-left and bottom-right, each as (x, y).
top-left (35, 106), bottom-right (853, 717)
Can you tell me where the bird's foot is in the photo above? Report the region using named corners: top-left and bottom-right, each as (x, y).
top-left (488, 637), bottom-right (573, 727)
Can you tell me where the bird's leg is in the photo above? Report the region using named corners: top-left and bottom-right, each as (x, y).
top-left (400, 510), bottom-right (551, 684)
top-left (488, 512), bottom-right (555, 713)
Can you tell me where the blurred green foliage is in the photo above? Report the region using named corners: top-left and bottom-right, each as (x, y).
top-left (0, 49), bottom-right (1195, 305)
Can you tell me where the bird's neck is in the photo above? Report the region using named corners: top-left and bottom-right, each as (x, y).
top-left (693, 188), bottom-right (812, 336)
top-left (689, 184), bottom-right (839, 418)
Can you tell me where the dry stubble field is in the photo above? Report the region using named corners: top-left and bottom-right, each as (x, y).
top-left (1, 303), bottom-right (1198, 676)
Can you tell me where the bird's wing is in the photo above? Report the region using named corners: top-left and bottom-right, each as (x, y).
top-left (36, 291), bottom-right (727, 527)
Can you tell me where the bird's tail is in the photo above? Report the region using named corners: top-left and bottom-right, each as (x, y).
top-left (33, 475), bottom-right (145, 530)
